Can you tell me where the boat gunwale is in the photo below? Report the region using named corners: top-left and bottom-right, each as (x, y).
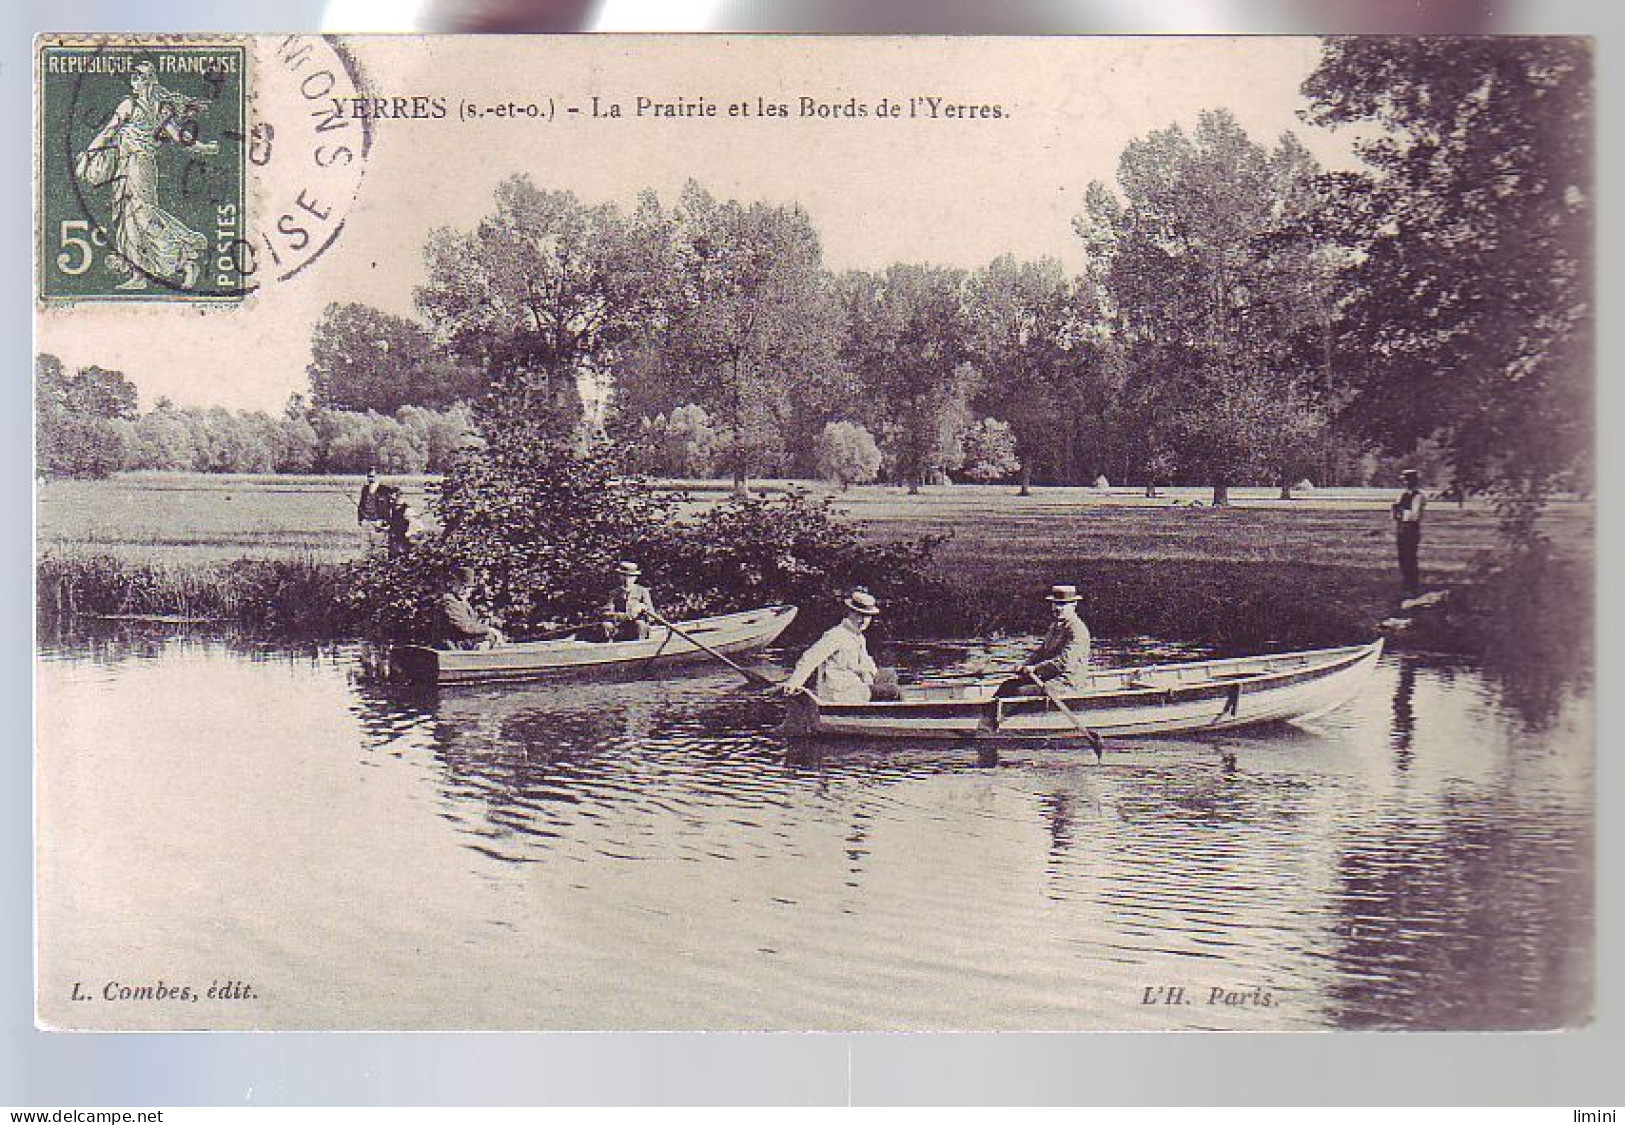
top-left (811, 640), bottom-right (1383, 716)
top-left (395, 604), bottom-right (797, 663)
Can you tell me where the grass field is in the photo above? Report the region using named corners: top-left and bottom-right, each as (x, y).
top-left (37, 471), bottom-right (1591, 570)
top-left (36, 471), bottom-right (1594, 647)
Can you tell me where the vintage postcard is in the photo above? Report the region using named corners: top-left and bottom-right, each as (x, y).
top-left (33, 34), bottom-right (1593, 1031)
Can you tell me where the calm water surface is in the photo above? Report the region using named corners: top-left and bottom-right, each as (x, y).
top-left (35, 630), bottom-right (1593, 1030)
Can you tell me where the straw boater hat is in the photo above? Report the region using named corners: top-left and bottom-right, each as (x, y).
top-left (1045, 584), bottom-right (1083, 603)
top-left (843, 588), bottom-right (881, 616)
top-left (1401, 469), bottom-right (1420, 481)
top-left (616, 561), bottom-right (642, 577)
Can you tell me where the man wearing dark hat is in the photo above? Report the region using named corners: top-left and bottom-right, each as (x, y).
top-left (439, 566), bottom-right (507, 649)
top-left (782, 588), bottom-right (883, 703)
top-left (1392, 469), bottom-right (1427, 598)
top-left (983, 584), bottom-right (1093, 728)
top-left (598, 561), bottom-right (656, 641)
top-left (357, 469), bottom-right (382, 525)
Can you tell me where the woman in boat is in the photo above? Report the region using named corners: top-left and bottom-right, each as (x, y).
top-left (990, 584), bottom-right (1092, 700)
top-left (439, 567), bottom-right (507, 650)
top-left (597, 561), bottom-right (656, 641)
top-left (781, 589), bottom-right (882, 703)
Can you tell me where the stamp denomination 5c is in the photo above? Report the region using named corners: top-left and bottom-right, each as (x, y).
top-left (38, 39), bottom-right (248, 302)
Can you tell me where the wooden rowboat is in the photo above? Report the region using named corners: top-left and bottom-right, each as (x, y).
top-left (392, 604), bottom-right (798, 685)
top-left (782, 639), bottom-right (1383, 740)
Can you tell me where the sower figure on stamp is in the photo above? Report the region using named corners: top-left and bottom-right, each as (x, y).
top-left (439, 567), bottom-right (506, 650)
top-left (981, 584), bottom-right (1092, 731)
top-left (1392, 469), bottom-right (1427, 598)
top-left (598, 561), bottom-right (656, 641)
top-left (75, 59), bottom-right (214, 291)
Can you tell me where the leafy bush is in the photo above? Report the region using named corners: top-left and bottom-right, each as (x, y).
top-left (344, 426), bottom-right (955, 641)
top-left (649, 488), bottom-right (955, 634)
top-left (815, 420), bottom-right (881, 489)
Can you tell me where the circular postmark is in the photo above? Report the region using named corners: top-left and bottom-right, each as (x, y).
top-left (46, 35), bottom-right (372, 301)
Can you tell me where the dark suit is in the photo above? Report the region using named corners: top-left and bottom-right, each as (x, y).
top-left (357, 482), bottom-right (382, 524)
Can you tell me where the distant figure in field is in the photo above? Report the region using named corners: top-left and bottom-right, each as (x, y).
top-left (1392, 469), bottom-right (1428, 598)
top-left (373, 485), bottom-right (412, 557)
top-left (782, 589), bottom-right (886, 703)
top-left (439, 567), bottom-right (506, 650)
top-left (357, 469), bottom-right (383, 524)
top-left (598, 561), bottom-right (656, 641)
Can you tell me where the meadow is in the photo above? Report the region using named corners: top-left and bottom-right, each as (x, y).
top-left (36, 471), bottom-right (1594, 648)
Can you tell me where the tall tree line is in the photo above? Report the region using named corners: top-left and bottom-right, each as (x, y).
top-left (305, 39), bottom-right (1592, 511)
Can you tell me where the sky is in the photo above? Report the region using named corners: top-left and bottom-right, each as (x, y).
top-left (35, 35), bottom-right (1359, 412)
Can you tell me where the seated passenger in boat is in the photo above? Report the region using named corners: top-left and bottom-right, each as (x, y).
top-left (993, 584), bottom-right (1092, 699)
top-left (439, 567), bottom-right (507, 650)
top-left (781, 588), bottom-right (885, 703)
top-left (595, 561), bottom-right (656, 642)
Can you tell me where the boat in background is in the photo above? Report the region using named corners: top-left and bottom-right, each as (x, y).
top-left (783, 640), bottom-right (1383, 740)
top-left (392, 604), bottom-right (797, 686)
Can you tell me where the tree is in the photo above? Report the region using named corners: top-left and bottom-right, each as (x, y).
top-left (959, 417), bottom-right (1021, 482)
top-left (124, 406), bottom-right (198, 471)
top-left (36, 355), bottom-right (139, 478)
top-left (416, 176), bottom-right (663, 435)
top-left (1077, 111), bottom-right (1333, 506)
top-left (307, 303), bottom-right (483, 413)
top-left (644, 182), bottom-right (843, 490)
top-left (640, 403), bottom-right (720, 478)
top-left (815, 420), bottom-right (882, 489)
top-left (397, 404), bottom-right (477, 472)
top-left (1302, 38), bottom-right (1593, 529)
top-left (965, 256), bottom-right (1107, 491)
top-left (841, 265), bottom-right (979, 494)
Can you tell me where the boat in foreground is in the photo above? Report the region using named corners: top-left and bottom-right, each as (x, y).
top-left (783, 640), bottom-right (1383, 740)
top-left (393, 604), bottom-right (798, 685)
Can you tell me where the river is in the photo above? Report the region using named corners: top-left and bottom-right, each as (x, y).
top-left (35, 629), bottom-right (1593, 1031)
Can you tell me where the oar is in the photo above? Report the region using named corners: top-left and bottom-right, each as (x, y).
top-left (649, 610), bottom-right (816, 700)
top-left (1026, 670), bottom-right (1104, 761)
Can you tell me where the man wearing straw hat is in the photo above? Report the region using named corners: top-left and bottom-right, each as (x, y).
top-left (598, 560), bottom-right (657, 641)
top-left (988, 584), bottom-right (1093, 710)
top-left (781, 588), bottom-right (884, 703)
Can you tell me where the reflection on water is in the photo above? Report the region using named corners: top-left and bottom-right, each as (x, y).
top-left (35, 628), bottom-right (1593, 1031)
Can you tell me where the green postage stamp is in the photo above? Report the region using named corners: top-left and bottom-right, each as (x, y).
top-left (37, 39), bottom-right (248, 302)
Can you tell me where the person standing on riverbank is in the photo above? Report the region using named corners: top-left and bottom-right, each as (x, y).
top-left (782, 589), bottom-right (882, 702)
top-left (1393, 469), bottom-right (1427, 598)
top-left (439, 567), bottom-right (507, 650)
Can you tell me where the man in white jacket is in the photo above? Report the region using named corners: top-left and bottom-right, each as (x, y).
top-left (781, 589), bottom-right (882, 703)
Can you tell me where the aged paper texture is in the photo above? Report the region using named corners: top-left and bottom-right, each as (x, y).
top-left (34, 34), bottom-right (1594, 1031)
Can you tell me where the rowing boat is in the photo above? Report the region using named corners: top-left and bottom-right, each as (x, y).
top-left (782, 640), bottom-right (1383, 740)
top-left (392, 604), bottom-right (798, 685)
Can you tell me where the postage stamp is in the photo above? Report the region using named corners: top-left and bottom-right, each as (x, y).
top-left (37, 39), bottom-right (248, 302)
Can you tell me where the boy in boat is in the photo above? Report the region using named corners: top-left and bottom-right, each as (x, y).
top-left (781, 588), bottom-right (883, 703)
top-left (597, 561), bottom-right (656, 641)
top-left (982, 584), bottom-right (1092, 729)
top-left (440, 566), bottom-right (507, 650)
